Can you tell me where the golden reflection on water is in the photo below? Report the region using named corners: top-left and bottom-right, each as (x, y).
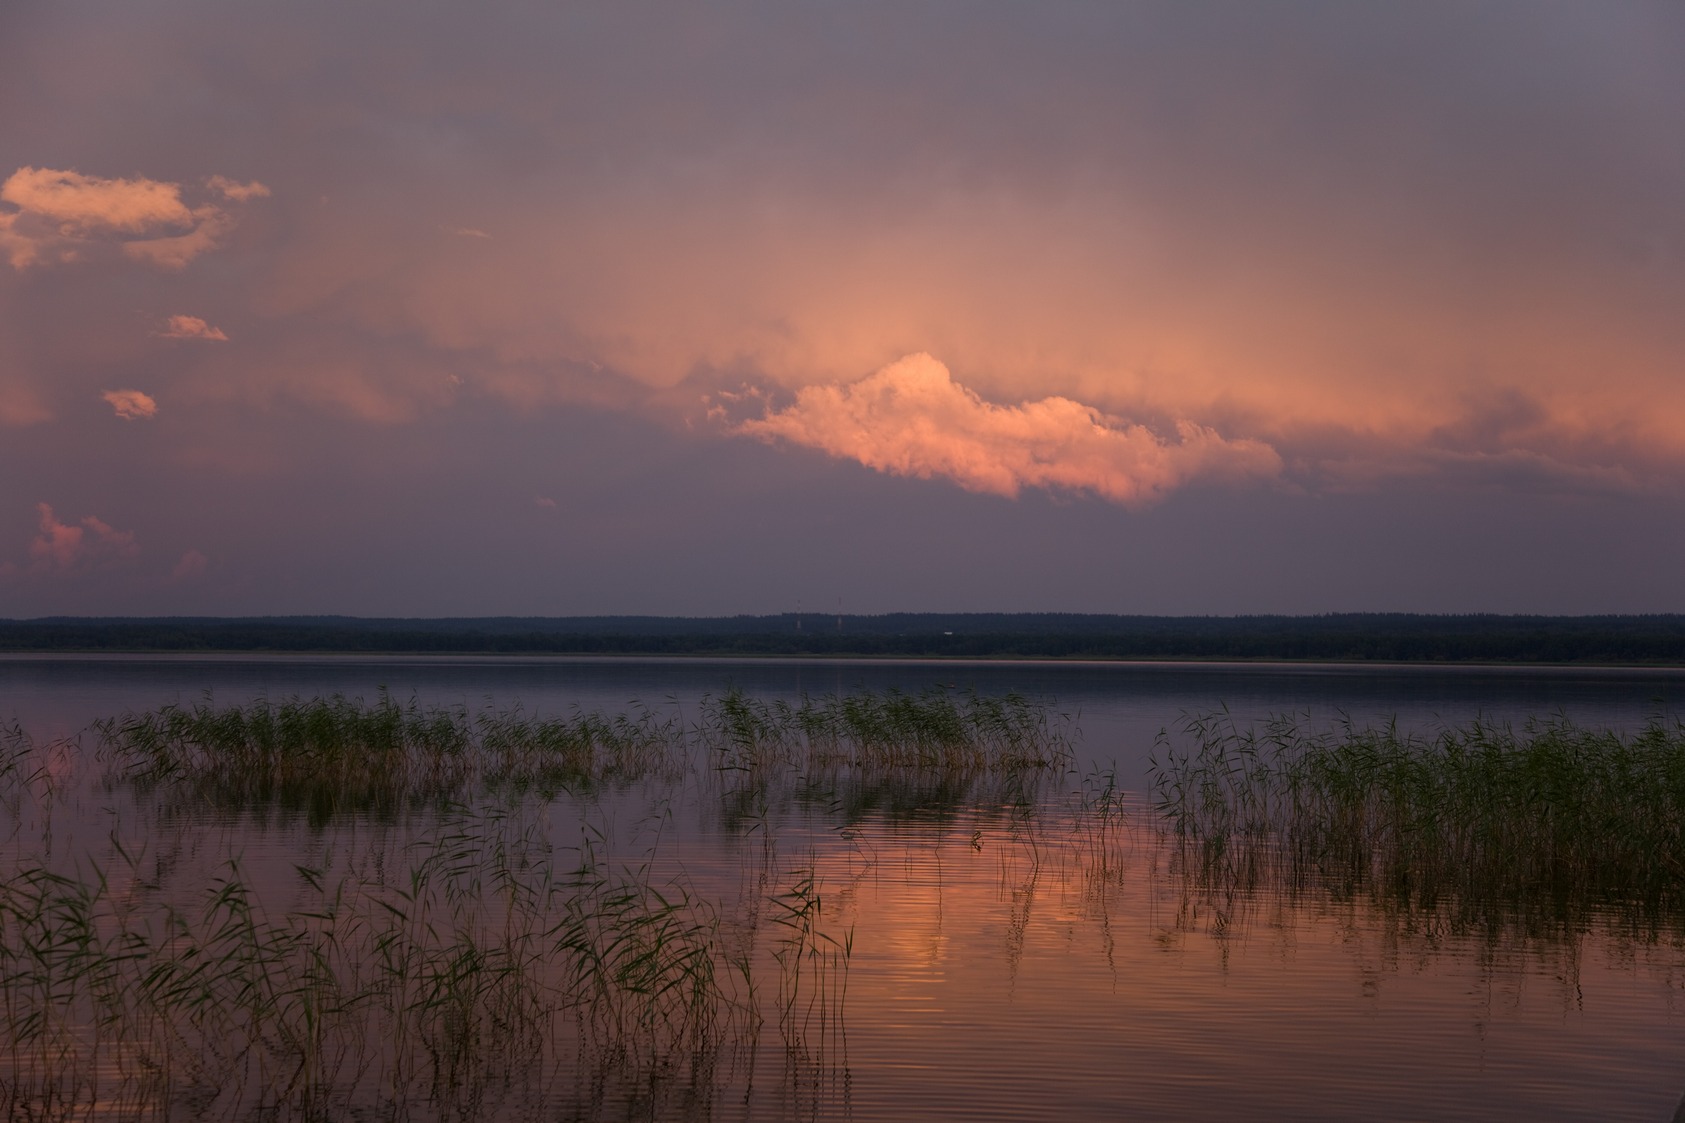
top-left (784, 807), bottom-right (1685, 1122)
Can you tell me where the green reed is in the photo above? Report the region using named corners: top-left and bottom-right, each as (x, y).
top-left (96, 691), bottom-right (686, 815)
top-left (3, 686), bottom-right (1067, 1116)
top-left (94, 688), bottom-right (1072, 819)
top-left (1151, 711), bottom-right (1685, 936)
top-left (699, 686), bottom-right (1072, 773)
top-left (0, 804), bottom-right (850, 1121)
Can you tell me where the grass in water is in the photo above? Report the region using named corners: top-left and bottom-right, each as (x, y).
top-left (8, 685), bottom-right (1070, 1118)
top-left (1151, 711), bottom-right (1685, 937)
top-left (0, 803), bottom-right (854, 1120)
top-left (699, 685), bottom-right (1073, 773)
top-left (94, 687), bottom-right (1073, 820)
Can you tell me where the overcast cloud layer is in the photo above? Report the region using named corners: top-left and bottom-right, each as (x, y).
top-left (3, 1), bottom-right (1683, 615)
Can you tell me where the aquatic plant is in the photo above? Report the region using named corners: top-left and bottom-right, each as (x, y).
top-left (699, 685), bottom-right (1073, 773)
top-left (0, 802), bottom-right (853, 1121)
top-left (1151, 711), bottom-right (1685, 936)
top-left (93, 687), bottom-right (1073, 823)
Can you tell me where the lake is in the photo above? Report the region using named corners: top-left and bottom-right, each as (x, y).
top-left (3, 654), bottom-right (1684, 1121)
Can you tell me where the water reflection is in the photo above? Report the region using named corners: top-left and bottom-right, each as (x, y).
top-left (3, 683), bottom-right (1685, 1120)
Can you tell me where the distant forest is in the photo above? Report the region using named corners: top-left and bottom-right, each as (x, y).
top-left (3, 614), bottom-right (1685, 664)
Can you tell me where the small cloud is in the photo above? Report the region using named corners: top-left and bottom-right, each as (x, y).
top-left (206, 175), bottom-right (271, 202)
top-left (534, 496), bottom-right (557, 510)
top-left (172, 549), bottom-right (209, 580)
top-left (0, 166), bottom-right (265, 271)
top-left (102, 389), bottom-right (157, 420)
top-left (28, 503), bottom-right (139, 571)
top-left (2, 166), bottom-right (192, 234)
top-left (739, 353), bottom-right (1282, 508)
top-left (454, 227), bottom-right (491, 239)
top-left (156, 314), bottom-right (228, 341)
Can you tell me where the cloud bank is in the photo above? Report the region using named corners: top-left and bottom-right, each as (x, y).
top-left (740, 354), bottom-right (1282, 507)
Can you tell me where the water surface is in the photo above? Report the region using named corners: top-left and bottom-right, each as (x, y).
top-left (3, 655), bottom-right (1683, 1121)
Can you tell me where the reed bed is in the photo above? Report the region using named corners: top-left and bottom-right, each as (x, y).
top-left (1151, 711), bottom-right (1685, 936)
top-left (698, 686), bottom-right (1073, 773)
top-left (95, 692), bottom-right (686, 816)
top-left (0, 803), bottom-right (853, 1121)
top-left (9, 684), bottom-right (1075, 1119)
top-left (93, 687), bottom-right (1073, 819)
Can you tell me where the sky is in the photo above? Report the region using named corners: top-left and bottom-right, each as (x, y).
top-left (3, 0), bottom-right (1684, 617)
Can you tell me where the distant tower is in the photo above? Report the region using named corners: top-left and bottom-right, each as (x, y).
top-left (796, 599), bottom-right (801, 632)
top-left (837, 597), bottom-right (843, 632)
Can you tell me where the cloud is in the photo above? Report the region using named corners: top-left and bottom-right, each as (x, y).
top-left (172, 549), bottom-right (208, 579)
top-left (739, 354), bottom-right (1282, 508)
top-left (123, 213), bottom-right (233, 269)
top-left (101, 389), bottom-right (157, 420)
top-left (0, 166), bottom-right (265, 270)
top-left (1, 166), bottom-right (193, 234)
top-left (454, 227), bottom-right (491, 239)
top-left (206, 175), bottom-right (271, 202)
top-left (534, 496), bottom-right (557, 509)
top-left (28, 503), bottom-right (139, 570)
top-left (156, 314), bottom-right (228, 341)
top-left (0, 211), bottom-right (38, 269)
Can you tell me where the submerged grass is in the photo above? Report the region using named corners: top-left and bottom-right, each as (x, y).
top-left (699, 685), bottom-right (1073, 773)
top-left (93, 687), bottom-right (1073, 820)
top-left (0, 803), bottom-right (853, 1121)
top-left (10, 684), bottom-right (1072, 1119)
top-left (95, 691), bottom-right (685, 816)
top-left (1151, 711), bottom-right (1685, 937)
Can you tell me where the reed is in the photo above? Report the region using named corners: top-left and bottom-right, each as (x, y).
top-left (2, 685), bottom-right (1078, 1116)
top-left (1151, 712), bottom-right (1685, 936)
top-left (94, 688), bottom-right (1072, 820)
top-left (96, 692), bottom-right (687, 816)
top-left (0, 799), bottom-right (859, 1121)
top-left (699, 686), bottom-right (1073, 773)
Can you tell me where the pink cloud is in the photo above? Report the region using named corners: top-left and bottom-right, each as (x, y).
top-left (1, 167), bottom-right (192, 234)
top-left (28, 503), bottom-right (139, 571)
top-left (739, 353), bottom-right (1282, 508)
top-left (206, 175), bottom-right (271, 202)
top-left (124, 209), bottom-right (235, 270)
top-left (172, 549), bottom-right (209, 580)
top-left (0, 166), bottom-right (265, 271)
top-left (0, 211), bottom-right (38, 268)
top-left (156, 314), bottom-right (229, 341)
top-left (101, 389), bottom-right (157, 420)
top-left (534, 496), bottom-right (557, 510)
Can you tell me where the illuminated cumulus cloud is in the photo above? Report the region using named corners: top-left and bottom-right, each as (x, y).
top-left (28, 503), bottom-right (139, 571)
top-left (740, 353), bottom-right (1282, 508)
top-left (0, 167), bottom-right (268, 270)
top-left (156, 314), bottom-right (228, 341)
top-left (101, 389), bottom-right (158, 420)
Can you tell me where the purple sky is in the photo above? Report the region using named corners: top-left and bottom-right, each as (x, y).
top-left (3, 1), bottom-right (1684, 616)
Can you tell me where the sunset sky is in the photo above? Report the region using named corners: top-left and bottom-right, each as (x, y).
top-left (3, 1), bottom-right (1683, 616)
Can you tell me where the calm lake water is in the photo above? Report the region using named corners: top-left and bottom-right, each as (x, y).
top-left (4, 655), bottom-right (1685, 1121)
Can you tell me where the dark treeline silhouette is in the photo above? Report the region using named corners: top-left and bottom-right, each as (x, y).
top-left (3, 613), bottom-right (1685, 663)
